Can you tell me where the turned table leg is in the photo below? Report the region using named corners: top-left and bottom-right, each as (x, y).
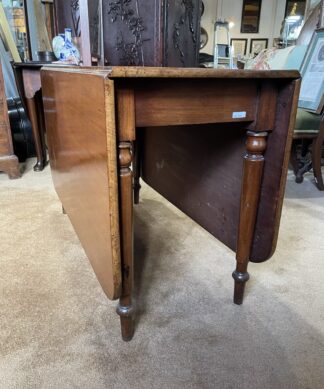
top-left (233, 131), bottom-right (268, 305)
top-left (117, 141), bottom-right (135, 341)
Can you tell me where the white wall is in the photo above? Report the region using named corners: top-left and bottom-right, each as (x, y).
top-left (200, 0), bottom-right (310, 56)
top-left (200, 0), bottom-right (218, 55)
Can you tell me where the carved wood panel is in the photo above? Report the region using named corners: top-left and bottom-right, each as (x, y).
top-left (102, 0), bottom-right (201, 67)
top-left (165, 0), bottom-right (200, 67)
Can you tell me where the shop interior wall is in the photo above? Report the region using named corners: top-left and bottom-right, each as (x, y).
top-left (201, 0), bottom-right (319, 55)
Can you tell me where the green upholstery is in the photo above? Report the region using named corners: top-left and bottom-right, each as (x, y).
top-left (294, 108), bottom-right (321, 134)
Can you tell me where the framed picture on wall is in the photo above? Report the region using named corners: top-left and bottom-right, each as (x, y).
top-left (299, 28), bottom-right (324, 113)
top-left (250, 38), bottom-right (268, 56)
top-left (230, 38), bottom-right (248, 57)
top-left (284, 0), bottom-right (307, 18)
top-left (241, 0), bottom-right (262, 33)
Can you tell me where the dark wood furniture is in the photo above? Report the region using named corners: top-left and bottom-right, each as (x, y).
top-left (0, 61), bottom-right (20, 179)
top-left (102, 0), bottom-right (201, 66)
top-left (13, 62), bottom-right (49, 171)
top-left (41, 66), bottom-right (300, 341)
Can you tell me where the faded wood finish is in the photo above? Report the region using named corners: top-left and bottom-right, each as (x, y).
top-left (41, 66), bottom-right (300, 340)
top-left (41, 69), bottom-right (121, 300)
top-left (0, 61), bottom-right (20, 179)
top-left (45, 66), bottom-right (300, 80)
top-left (104, 67), bottom-right (299, 79)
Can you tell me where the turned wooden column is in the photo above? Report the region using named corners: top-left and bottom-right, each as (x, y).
top-left (116, 141), bottom-right (134, 341)
top-left (233, 131), bottom-right (268, 304)
top-left (116, 87), bottom-right (136, 341)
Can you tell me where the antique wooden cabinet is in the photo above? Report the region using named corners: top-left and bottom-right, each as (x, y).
top-left (102, 0), bottom-right (201, 66)
top-left (0, 62), bottom-right (20, 179)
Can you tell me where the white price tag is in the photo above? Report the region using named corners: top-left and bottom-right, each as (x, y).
top-left (232, 111), bottom-right (247, 119)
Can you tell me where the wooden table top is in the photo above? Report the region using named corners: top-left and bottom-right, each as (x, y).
top-left (42, 65), bottom-right (300, 80)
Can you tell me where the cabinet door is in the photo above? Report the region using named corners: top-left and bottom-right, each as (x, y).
top-left (102, 0), bottom-right (163, 66)
top-left (41, 68), bottom-right (121, 300)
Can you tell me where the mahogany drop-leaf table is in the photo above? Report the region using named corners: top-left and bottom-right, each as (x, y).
top-left (41, 66), bottom-right (300, 341)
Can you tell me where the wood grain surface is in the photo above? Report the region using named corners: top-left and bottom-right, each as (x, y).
top-left (41, 65), bottom-right (301, 339)
top-left (140, 78), bottom-right (301, 262)
top-left (41, 69), bottom-right (121, 300)
top-left (42, 65), bottom-right (300, 80)
top-left (134, 79), bottom-right (257, 126)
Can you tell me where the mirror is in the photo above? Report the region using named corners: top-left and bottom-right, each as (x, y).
top-left (241, 0), bottom-right (262, 33)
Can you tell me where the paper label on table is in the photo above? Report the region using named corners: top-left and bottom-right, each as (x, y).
top-left (232, 111), bottom-right (247, 119)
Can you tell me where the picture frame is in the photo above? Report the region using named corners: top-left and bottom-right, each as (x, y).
top-left (230, 38), bottom-right (248, 57)
top-left (241, 0), bottom-right (262, 34)
top-left (284, 0), bottom-right (306, 19)
top-left (299, 28), bottom-right (324, 113)
top-left (250, 38), bottom-right (268, 56)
